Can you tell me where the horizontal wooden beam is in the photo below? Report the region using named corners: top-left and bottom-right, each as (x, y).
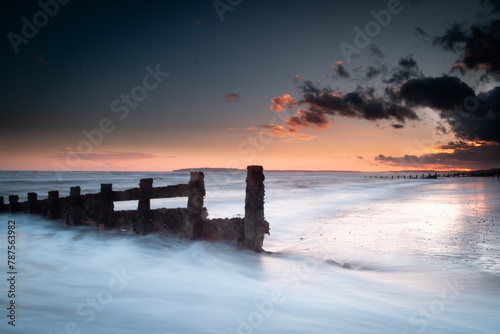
top-left (151, 184), bottom-right (189, 199)
top-left (111, 184), bottom-right (189, 201)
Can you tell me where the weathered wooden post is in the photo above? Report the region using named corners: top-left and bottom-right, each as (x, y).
top-left (9, 195), bottom-right (20, 213)
top-left (100, 184), bottom-right (114, 229)
top-left (135, 178), bottom-right (153, 234)
top-left (186, 172), bottom-right (205, 240)
top-left (28, 192), bottom-right (38, 214)
top-left (47, 191), bottom-right (60, 220)
top-left (242, 165), bottom-right (269, 252)
top-left (0, 196), bottom-right (4, 212)
top-left (69, 186), bottom-right (82, 226)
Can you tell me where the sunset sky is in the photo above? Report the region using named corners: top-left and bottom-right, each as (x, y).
top-left (1, 0), bottom-right (499, 172)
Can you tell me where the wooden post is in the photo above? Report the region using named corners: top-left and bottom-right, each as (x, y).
top-left (9, 195), bottom-right (20, 213)
top-left (243, 165), bottom-right (269, 252)
top-left (186, 172), bottom-right (205, 240)
top-left (136, 179), bottom-right (153, 234)
top-left (47, 191), bottom-right (60, 220)
top-left (0, 196), bottom-right (4, 212)
top-left (69, 186), bottom-right (82, 226)
top-left (100, 184), bottom-right (114, 229)
top-left (28, 192), bottom-right (38, 214)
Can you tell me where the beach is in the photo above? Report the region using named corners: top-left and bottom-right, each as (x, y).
top-left (0, 170), bottom-right (499, 333)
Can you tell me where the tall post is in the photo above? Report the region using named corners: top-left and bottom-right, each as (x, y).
top-left (136, 179), bottom-right (153, 234)
top-left (243, 165), bottom-right (269, 251)
top-left (28, 192), bottom-right (38, 214)
top-left (100, 184), bottom-right (114, 229)
top-left (186, 172), bottom-right (205, 240)
top-left (47, 191), bottom-right (60, 220)
top-left (69, 186), bottom-right (82, 226)
top-left (0, 196), bottom-right (4, 212)
top-left (9, 195), bottom-right (20, 213)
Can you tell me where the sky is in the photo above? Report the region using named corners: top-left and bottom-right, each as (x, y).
top-left (1, 0), bottom-right (500, 172)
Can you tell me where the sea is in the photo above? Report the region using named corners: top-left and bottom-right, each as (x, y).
top-left (0, 170), bottom-right (499, 334)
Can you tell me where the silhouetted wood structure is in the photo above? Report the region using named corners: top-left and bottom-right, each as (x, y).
top-left (0, 165), bottom-right (269, 252)
top-left (364, 169), bottom-right (499, 180)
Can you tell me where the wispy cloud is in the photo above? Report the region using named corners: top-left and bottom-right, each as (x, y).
top-left (331, 60), bottom-right (350, 78)
top-left (247, 124), bottom-right (316, 141)
top-left (49, 150), bottom-right (159, 161)
top-left (225, 93), bottom-right (240, 102)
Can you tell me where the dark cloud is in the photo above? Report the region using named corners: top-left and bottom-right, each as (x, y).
top-left (282, 82), bottom-right (418, 131)
top-left (225, 93), bottom-right (240, 102)
top-left (399, 56), bottom-right (418, 69)
top-left (451, 87), bottom-right (500, 143)
top-left (375, 141), bottom-right (500, 169)
top-left (286, 109), bottom-right (330, 130)
top-left (462, 19), bottom-right (500, 73)
top-left (434, 19), bottom-right (500, 75)
top-left (398, 76), bottom-right (500, 143)
top-left (433, 23), bottom-right (467, 52)
top-left (365, 67), bottom-right (381, 80)
top-left (331, 61), bottom-right (350, 78)
top-left (365, 63), bottom-right (388, 80)
top-left (414, 27), bottom-right (431, 43)
top-left (359, 56), bottom-right (421, 84)
top-left (392, 124), bottom-right (404, 129)
top-left (368, 44), bottom-right (385, 58)
top-left (399, 76), bottom-right (475, 110)
top-left (415, 27), bottom-right (429, 38)
top-left (384, 55), bottom-right (423, 84)
top-left (480, 0), bottom-right (500, 12)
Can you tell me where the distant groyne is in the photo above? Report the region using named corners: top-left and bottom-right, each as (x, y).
top-left (366, 169), bottom-right (500, 179)
top-left (0, 165), bottom-right (270, 252)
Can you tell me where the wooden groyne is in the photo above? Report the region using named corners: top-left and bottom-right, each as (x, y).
top-left (366, 169), bottom-right (500, 180)
top-left (0, 165), bottom-right (270, 252)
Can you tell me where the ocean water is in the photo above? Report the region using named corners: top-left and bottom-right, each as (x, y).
top-left (0, 170), bottom-right (499, 334)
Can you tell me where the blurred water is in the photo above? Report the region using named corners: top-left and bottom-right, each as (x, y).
top-left (0, 171), bottom-right (499, 333)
